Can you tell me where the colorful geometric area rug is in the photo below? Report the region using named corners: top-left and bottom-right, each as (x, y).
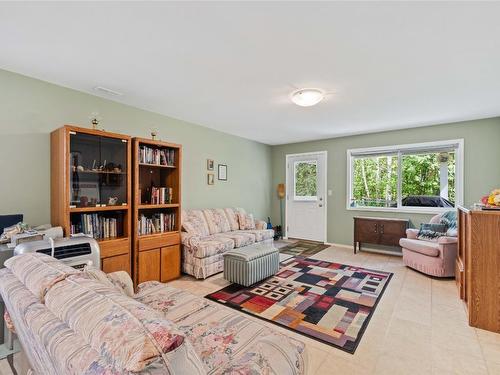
top-left (205, 256), bottom-right (393, 353)
top-left (279, 239), bottom-right (330, 257)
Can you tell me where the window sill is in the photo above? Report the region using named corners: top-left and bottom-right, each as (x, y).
top-left (346, 206), bottom-right (457, 215)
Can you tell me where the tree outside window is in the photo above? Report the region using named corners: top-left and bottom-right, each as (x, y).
top-left (350, 146), bottom-right (458, 209)
top-left (294, 161), bottom-right (317, 200)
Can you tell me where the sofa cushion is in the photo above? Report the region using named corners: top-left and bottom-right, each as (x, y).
top-left (215, 231), bottom-right (255, 248)
top-left (186, 235), bottom-right (234, 258)
top-left (182, 209), bottom-right (210, 236)
top-left (237, 212), bottom-right (256, 230)
top-left (223, 208), bottom-right (241, 231)
top-left (202, 208), bottom-right (231, 234)
top-left (44, 273), bottom-right (191, 372)
top-left (133, 283), bottom-right (306, 375)
top-left (237, 229), bottom-right (274, 242)
top-left (4, 252), bottom-right (78, 301)
top-left (399, 238), bottom-right (440, 257)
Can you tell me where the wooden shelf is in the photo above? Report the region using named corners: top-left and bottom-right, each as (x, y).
top-left (70, 205), bottom-right (129, 213)
top-left (133, 137), bottom-right (182, 286)
top-left (137, 231), bottom-right (179, 239)
top-left (138, 203), bottom-right (179, 209)
top-left (74, 170), bottom-right (126, 175)
top-left (51, 125), bottom-right (132, 276)
top-left (139, 163), bottom-right (176, 169)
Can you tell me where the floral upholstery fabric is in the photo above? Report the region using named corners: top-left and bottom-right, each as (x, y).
top-left (182, 208), bottom-right (274, 278)
top-left (0, 253), bottom-right (206, 375)
top-left (183, 234), bottom-right (234, 258)
top-left (236, 229), bottom-right (274, 242)
top-left (222, 208), bottom-right (241, 231)
top-left (202, 208), bottom-right (231, 234)
top-left (134, 282), bottom-right (306, 375)
top-left (237, 212), bottom-right (256, 230)
top-left (183, 259), bottom-right (224, 279)
top-left (215, 231), bottom-right (255, 248)
top-left (182, 209), bottom-right (210, 236)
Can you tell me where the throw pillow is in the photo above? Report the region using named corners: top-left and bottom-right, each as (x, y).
top-left (237, 212), bottom-right (256, 230)
top-left (417, 223), bottom-right (447, 242)
top-left (439, 210), bottom-right (458, 237)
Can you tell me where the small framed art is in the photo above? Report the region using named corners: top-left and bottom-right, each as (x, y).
top-left (207, 173), bottom-right (214, 185)
top-left (218, 164), bottom-right (227, 181)
top-left (207, 159), bottom-right (214, 171)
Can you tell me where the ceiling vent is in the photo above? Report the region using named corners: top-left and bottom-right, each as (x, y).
top-left (94, 86), bottom-right (123, 96)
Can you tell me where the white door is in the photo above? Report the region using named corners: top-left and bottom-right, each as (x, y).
top-left (286, 152), bottom-right (327, 242)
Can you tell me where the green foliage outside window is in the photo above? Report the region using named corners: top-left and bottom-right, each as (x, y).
top-left (295, 162), bottom-right (317, 198)
top-left (352, 152), bottom-right (456, 207)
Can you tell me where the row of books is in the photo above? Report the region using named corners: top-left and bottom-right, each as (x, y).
top-left (70, 214), bottom-right (119, 239)
top-left (138, 213), bottom-right (176, 235)
top-left (149, 187), bottom-right (173, 205)
top-left (139, 146), bottom-right (175, 166)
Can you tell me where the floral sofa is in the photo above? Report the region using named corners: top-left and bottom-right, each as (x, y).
top-left (0, 253), bottom-right (306, 375)
top-left (181, 208), bottom-right (274, 279)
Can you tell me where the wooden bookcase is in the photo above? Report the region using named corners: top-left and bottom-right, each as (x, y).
top-left (50, 125), bottom-right (132, 274)
top-left (132, 137), bottom-right (182, 285)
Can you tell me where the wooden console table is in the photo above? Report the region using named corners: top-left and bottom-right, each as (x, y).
top-left (353, 217), bottom-right (409, 254)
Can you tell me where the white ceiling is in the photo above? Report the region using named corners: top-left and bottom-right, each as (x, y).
top-left (1, 2), bottom-right (500, 145)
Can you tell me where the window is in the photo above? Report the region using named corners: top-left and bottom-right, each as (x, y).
top-left (294, 160), bottom-right (317, 201)
top-left (347, 140), bottom-right (463, 213)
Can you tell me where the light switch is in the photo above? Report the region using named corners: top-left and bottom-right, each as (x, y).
top-left (328, 189), bottom-right (332, 196)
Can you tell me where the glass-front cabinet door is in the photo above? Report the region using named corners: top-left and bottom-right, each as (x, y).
top-left (69, 132), bottom-right (128, 208)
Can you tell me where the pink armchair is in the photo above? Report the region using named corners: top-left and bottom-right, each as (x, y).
top-left (399, 213), bottom-right (457, 277)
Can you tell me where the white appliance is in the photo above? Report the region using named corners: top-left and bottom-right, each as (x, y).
top-left (14, 237), bottom-right (100, 269)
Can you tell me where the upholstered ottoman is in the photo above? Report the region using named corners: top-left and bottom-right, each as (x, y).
top-left (223, 242), bottom-right (279, 286)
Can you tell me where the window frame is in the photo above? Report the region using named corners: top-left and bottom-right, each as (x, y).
top-left (346, 139), bottom-right (464, 214)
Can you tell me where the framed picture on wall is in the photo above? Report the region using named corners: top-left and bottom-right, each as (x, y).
top-left (218, 164), bottom-right (227, 181)
top-left (207, 159), bottom-right (214, 171)
top-left (207, 173), bottom-right (214, 185)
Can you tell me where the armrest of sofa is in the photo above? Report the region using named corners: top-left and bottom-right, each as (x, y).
top-left (255, 220), bottom-right (267, 230)
top-left (181, 232), bottom-right (202, 247)
top-left (406, 228), bottom-right (419, 239)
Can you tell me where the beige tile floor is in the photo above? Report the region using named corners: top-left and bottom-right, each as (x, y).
top-left (2, 244), bottom-right (500, 374)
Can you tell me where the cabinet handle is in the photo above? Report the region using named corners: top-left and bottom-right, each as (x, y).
top-left (380, 224), bottom-right (384, 234)
top-left (374, 223), bottom-right (378, 233)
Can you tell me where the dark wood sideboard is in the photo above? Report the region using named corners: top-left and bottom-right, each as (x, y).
top-left (353, 217), bottom-right (409, 254)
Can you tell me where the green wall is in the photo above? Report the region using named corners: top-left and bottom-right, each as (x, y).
top-left (0, 69), bottom-right (272, 225)
top-left (271, 118), bottom-right (500, 246)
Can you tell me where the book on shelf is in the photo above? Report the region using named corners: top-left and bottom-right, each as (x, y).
top-left (149, 187), bottom-right (173, 205)
top-left (138, 212), bottom-right (176, 235)
top-left (70, 214), bottom-right (119, 239)
top-left (139, 145), bottom-right (175, 166)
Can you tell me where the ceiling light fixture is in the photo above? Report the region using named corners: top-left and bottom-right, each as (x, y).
top-left (290, 88), bottom-right (325, 107)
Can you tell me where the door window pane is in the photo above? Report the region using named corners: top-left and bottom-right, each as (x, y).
top-left (294, 161), bottom-right (317, 201)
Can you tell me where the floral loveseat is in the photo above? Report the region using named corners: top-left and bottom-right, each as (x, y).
top-left (181, 208), bottom-right (274, 279)
top-left (0, 253), bottom-right (305, 375)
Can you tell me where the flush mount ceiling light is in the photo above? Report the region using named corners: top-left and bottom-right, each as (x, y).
top-left (290, 88), bottom-right (325, 107)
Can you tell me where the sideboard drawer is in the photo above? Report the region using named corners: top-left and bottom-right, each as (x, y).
top-left (138, 232), bottom-right (180, 252)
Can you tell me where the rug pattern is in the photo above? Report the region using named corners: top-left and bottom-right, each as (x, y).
top-left (279, 240), bottom-right (330, 256)
top-left (206, 256), bottom-right (392, 353)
